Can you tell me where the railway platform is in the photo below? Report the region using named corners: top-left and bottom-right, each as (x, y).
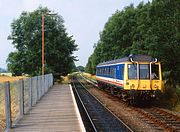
top-left (11, 84), bottom-right (85, 132)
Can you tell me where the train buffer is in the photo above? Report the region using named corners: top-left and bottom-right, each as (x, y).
top-left (11, 84), bottom-right (85, 132)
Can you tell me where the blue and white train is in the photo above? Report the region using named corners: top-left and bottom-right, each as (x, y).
top-left (96, 54), bottom-right (163, 103)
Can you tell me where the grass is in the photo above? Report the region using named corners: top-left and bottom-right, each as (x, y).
top-left (0, 87), bottom-right (5, 131)
top-left (82, 72), bottom-right (96, 80)
top-left (0, 75), bottom-right (25, 130)
top-left (54, 72), bottom-right (80, 84)
top-left (0, 75), bottom-right (25, 83)
top-left (174, 87), bottom-right (180, 112)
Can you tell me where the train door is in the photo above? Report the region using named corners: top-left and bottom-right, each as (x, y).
top-left (116, 64), bottom-right (124, 88)
top-left (124, 64), bottom-right (139, 90)
top-left (151, 63), bottom-right (163, 91)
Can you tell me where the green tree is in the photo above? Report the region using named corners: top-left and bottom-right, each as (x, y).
top-left (86, 0), bottom-right (180, 86)
top-left (86, 4), bottom-right (137, 74)
top-left (7, 7), bottom-right (77, 76)
top-left (77, 66), bottom-right (85, 72)
top-left (85, 54), bottom-right (96, 74)
top-left (132, 0), bottom-right (180, 84)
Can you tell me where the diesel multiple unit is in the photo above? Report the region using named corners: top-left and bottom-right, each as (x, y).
top-left (96, 54), bottom-right (163, 104)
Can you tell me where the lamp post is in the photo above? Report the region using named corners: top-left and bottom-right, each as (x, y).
top-left (41, 12), bottom-right (57, 77)
top-left (42, 14), bottom-right (45, 77)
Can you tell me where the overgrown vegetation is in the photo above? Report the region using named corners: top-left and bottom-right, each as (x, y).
top-left (7, 7), bottom-right (77, 76)
top-left (54, 72), bottom-right (79, 84)
top-left (85, 0), bottom-right (180, 110)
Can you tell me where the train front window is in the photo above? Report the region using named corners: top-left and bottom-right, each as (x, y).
top-left (128, 64), bottom-right (137, 79)
top-left (128, 64), bottom-right (160, 80)
top-left (140, 64), bottom-right (149, 79)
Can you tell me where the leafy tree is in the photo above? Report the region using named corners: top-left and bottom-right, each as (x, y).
top-left (77, 66), bottom-right (85, 72)
top-left (85, 54), bottom-right (96, 74)
top-left (7, 7), bottom-right (77, 76)
top-left (132, 0), bottom-right (180, 84)
top-left (86, 4), bottom-right (137, 74)
top-left (86, 0), bottom-right (180, 86)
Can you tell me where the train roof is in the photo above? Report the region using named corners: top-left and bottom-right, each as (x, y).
top-left (97, 54), bottom-right (157, 66)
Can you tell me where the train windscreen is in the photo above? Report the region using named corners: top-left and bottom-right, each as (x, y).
top-left (128, 64), bottom-right (159, 80)
top-left (139, 64), bottom-right (149, 79)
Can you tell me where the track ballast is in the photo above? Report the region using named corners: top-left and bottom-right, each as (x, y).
top-left (72, 76), bottom-right (133, 132)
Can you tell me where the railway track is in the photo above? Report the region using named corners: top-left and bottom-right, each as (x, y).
top-left (135, 107), bottom-right (180, 131)
top-left (80, 75), bottom-right (180, 132)
top-left (72, 76), bottom-right (133, 132)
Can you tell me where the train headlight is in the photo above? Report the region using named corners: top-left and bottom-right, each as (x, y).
top-left (154, 84), bottom-right (159, 88)
top-left (126, 81), bottom-right (129, 85)
top-left (143, 85), bottom-right (146, 88)
top-left (130, 84), bottom-right (135, 89)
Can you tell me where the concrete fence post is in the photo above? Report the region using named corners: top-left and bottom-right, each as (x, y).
top-left (42, 76), bottom-right (46, 95)
top-left (28, 78), bottom-right (32, 110)
top-left (36, 77), bottom-right (39, 102)
top-left (40, 76), bottom-right (43, 97)
top-left (4, 81), bottom-right (12, 130)
top-left (19, 79), bottom-right (24, 119)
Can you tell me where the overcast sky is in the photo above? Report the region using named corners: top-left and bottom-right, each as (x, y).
top-left (0, 0), bottom-right (150, 69)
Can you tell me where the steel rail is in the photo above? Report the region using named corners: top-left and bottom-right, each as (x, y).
top-left (80, 75), bottom-right (180, 131)
top-left (77, 77), bottom-right (134, 132)
top-left (72, 79), bottom-right (97, 132)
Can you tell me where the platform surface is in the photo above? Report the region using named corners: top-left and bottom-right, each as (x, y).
top-left (12, 84), bottom-right (85, 132)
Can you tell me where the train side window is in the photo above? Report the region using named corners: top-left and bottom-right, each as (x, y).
top-left (122, 66), bottom-right (124, 79)
top-left (111, 68), bottom-right (112, 77)
top-left (110, 68), bottom-right (112, 77)
top-left (152, 64), bottom-right (159, 80)
top-left (114, 68), bottom-right (116, 78)
top-left (106, 67), bottom-right (108, 76)
top-left (128, 64), bottom-right (137, 79)
top-left (108, 67), bottom-right (111, 77)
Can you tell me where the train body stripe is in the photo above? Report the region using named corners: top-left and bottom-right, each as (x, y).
top-left (96, 76), bottom-right (124, 87)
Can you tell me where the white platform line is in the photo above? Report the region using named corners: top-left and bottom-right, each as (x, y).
top-left (70, 84), bottom-right (86, 132)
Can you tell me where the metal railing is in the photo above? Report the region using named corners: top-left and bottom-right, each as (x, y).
top-left (0, 74), bottom-right (53, 131)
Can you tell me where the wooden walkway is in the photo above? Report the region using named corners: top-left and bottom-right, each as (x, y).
top-left (11, 84), bottom-right (85, 132)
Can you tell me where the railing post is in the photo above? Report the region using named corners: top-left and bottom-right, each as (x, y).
top-left (43, 75), bottom-right (45, 94)
top-left (40, 76), bottom-right (43, 97)
top-left (19, 79), bottom-right (24, 119)
top-left (36, 76), bottom-right (39, 102)
top-left (38, 77), bottom-right (40, 98)
top-left (43, 75), bottom-right (45, 95)
top-left (29, 78), bottom-right (32, 110)
top-left (39, 76), bottom-right (42, 99)
top-left (4, 81), bottom-right (12, 130)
